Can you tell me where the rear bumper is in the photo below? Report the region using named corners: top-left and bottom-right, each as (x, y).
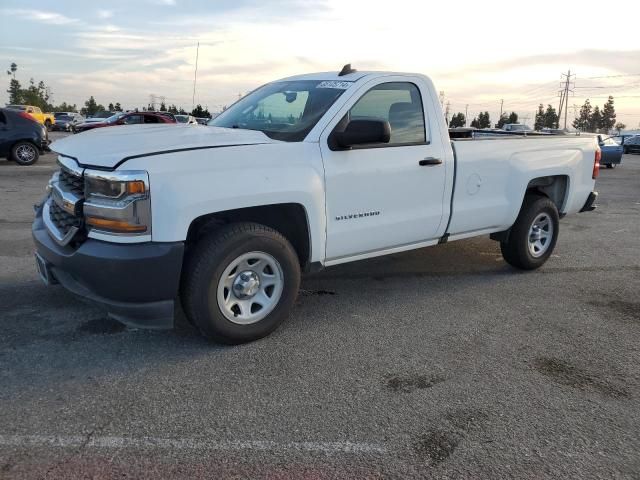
top-left (580, 191), bottom-right (598, 213)
top-left (32, 208), bottom-right (184, 329)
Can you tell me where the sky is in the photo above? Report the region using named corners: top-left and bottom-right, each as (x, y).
top-left (1, 0), bottom-right (639, 128)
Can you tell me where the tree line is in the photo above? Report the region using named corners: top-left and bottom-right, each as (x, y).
top-left (572, 97), bottom-right (624, 133)
top-left (6, 63), bottom-right (213, 118)
top-left (448, 111), bottom-right (518, 129)
top-left (447, 96), bottom-right (624, 133)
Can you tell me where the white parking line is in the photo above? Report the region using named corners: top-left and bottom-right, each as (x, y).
top-left (0, 434), bottom-right (388, 455)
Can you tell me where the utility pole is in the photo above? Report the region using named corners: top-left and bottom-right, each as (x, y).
top-left (439, 91), bottom-right (445, 111)
top-left (499, 99), bottom-right (504, 119)
top-left (445, 101), bottom-right (451, 125)
top-left (148, 94), bottom-right (157, 111)
top-left (464, 104), bottom-right (469, 127)
top-left (192, 41), bottom-right (199, 112)
top-left (558, 70), bottom-right (575, 129)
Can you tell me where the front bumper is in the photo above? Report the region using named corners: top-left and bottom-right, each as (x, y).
top-left (32, 206), bottom-right (184, 329)
top-left (580, 191), bottom-right (598, 213)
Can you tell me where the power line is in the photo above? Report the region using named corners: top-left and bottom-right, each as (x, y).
top-left (584, 73), bottom-right (640, 79)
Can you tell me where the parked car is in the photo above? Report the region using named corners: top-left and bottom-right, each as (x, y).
top-left (622, 135), bottom-right (640, 154)
top-left (35, 67), bottom-right (599, 344)
top-left (597, 135), bottom-right (624, 168)
top-left (5, 105), bottom-right (56, 130)
top-left (88, 111), bottom-right (114, 119)
top-left (0, 108), bottom-right (49, 165)
top-left (502, 123), bottom-right (532, 132)
top-left (540, 128), bottom-right (568, 135)
top-left (74, 111), bottom-right (176, 133)
top-left (52, 112), bottom-right (85, 132)
top-left (195, 117), bottom-right (209, 125)
top-left (175, 114), bottom-right (198, 124)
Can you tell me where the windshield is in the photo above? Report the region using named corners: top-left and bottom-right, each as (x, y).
top-left (175, 115), bottom-right (188, 123)
top-left (54, 112), bottom-right (70, 119)
top-left (209, 80), bottom-right (350, 141)
top-left (105, 112), bottom-right (126, 124)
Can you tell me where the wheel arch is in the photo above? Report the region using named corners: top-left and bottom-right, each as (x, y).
top-left (524, 175), bottom-right (569, 213)
top-left (491, 175), bottom-right (567, 243)
top-left (185, 203), bottom-right (312, 270)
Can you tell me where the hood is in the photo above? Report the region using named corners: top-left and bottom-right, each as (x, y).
top-left (50, 124), bottom-right (275, 168)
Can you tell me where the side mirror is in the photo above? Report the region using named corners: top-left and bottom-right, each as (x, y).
top-left (331, 119), bottom-right (391, 149)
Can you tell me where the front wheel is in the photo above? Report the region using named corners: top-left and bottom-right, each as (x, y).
top-left (11, 142), bottom-right (40, 166)
top-left (500, 194), bottom-right (559, 270)
top-left (181, 222), bottom-right (301, 344)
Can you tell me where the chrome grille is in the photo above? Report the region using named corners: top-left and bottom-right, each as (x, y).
top-left (44, 158), bottom-right (87, 246)
top-left (49, 201), bottom-right (82, 236)
top-left (59, 167), bottom-right (85, 198)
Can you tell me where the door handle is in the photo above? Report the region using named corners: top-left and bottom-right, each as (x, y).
top-left (419, 157), bottom-right (442, 166)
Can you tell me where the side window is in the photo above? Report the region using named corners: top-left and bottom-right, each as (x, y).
top-left (349, 82), bottom-right (426, 145)
top-left (0, 111), bottom-right (6, 124)
top-left (143, 115), bottom-right (160, 124)
top-left (123, 115), bottom-right (143, 125)
top-left (34, 107), bottom-right (42, 114)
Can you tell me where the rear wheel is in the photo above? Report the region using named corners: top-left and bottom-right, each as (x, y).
top-left (181, 222), bottom-right (301, 344)
top-left (11, 142), bottom-right (39, 166)
top-left (500, 194), bottom-right (559, 270)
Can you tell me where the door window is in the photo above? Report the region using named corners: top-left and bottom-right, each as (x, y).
top-left (349, 82), bottom-right (426, 145)
top-left (123, 115), bottom-right (143, 124)
top-left (143, 115), bottom-right (160, 124)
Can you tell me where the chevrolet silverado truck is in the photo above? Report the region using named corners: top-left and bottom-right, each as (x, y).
top-left (6, 105), bottom-right (56, 130)
top-left (33, 66), bottom-right (600, 344)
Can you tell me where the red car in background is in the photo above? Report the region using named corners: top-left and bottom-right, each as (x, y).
top-left (74, 111), bottom-right (176, 133)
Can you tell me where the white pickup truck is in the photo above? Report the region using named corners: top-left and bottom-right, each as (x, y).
top-left (33, 66), bottom-right (600, 344)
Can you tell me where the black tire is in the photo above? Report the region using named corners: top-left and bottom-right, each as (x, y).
top-left (11, 141), bottom-right (40, 166)
top-left (180, 222), bottom-right (301, 344)
top-left (500, 194), bottom-right (559, 270)
top-left (605, 163), bottom-right (613, 169)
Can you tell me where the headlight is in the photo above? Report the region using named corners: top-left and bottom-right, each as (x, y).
top-left (83, 170), bottom-right (151, 235)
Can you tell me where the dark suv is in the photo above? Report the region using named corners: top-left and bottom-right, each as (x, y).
top-left (0, 108), bottom-right (49, 165)
top-left (623, 135), bottom-right (640, 154)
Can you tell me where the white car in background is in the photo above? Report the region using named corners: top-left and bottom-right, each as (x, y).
top-left (175, 114), bottom-right (197, 125)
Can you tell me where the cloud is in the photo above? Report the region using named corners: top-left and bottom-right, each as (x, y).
top-left (1, 8), bottom-right (79, 25)
top-left (97, 9), bottom-right (113, 19)
top-left (492, 50), bottom-right (640, 76)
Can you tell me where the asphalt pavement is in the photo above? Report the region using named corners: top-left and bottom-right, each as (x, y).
top-left (0, 137), bottom-right (638, 479)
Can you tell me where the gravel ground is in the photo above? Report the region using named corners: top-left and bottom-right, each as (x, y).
top-left (0, 136), bottom-right (638, 479)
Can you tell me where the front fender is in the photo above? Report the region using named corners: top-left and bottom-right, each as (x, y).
top-left (124, 142), bottom-right (328, 263)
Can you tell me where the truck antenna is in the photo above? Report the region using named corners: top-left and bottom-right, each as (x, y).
top-left (338, 64), bottom-right (356, 76)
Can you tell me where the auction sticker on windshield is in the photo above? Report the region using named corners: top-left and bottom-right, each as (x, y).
top-left (316, 81), bottom-right (353, 89)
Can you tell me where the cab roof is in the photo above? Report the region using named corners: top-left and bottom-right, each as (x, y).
top-left (275, 70), bottom-right (425, 84)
